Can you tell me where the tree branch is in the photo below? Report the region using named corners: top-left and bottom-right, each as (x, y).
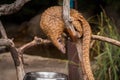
top-left (9, 41), bottom-right (25, 80)
top-left (0, 0), bottom-right (31, 16)
top-left (0, 0), bottom-right (31, 79)
top-left (0, 39), bottom-right (25, 80)
top-left (1, 34), bottom-right (119, 55)
top-left (63, 0), bottom-right (84, 80)
top-left (63, 0), bottom-right (77, 41)
top-left (0, 21), bottom-right (25, 80)
top-left (92, 35), bottom-right (120, 47)
top-left (19, 36), bottom-right (51, 53)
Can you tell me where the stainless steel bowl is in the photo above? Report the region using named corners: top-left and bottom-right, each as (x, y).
top-left (24, 72), bottom-right (68, 80)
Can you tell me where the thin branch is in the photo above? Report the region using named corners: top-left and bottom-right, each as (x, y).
top-left (92, 35), bottom-right (120, 47)
top-left (0, 0), bottom-right (31, 16)
top-left (90, 32), bottom-right (100, 48)
top-left (0, 21), bottom-right (8, 39)
top-left (19, 36), bottom-right (51, 53)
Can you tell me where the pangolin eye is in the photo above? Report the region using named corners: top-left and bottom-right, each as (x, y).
top-left (57, 37), bottom-right (63, 43)
top-left (58, 38), bottom-right (62, 43)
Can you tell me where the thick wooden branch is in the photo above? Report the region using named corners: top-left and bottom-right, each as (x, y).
top-left (0, 0), bottom-right (30, 15)
top-left (92, 35), bottom-right (120, 47)
top-left (67, 40), bottom-right (82, 80)
top-left (0, 0), bottom-right (32, 79)
top-left (0, 40), bottom-right (25, 80)
top-left (0, 38), bottom-right (25, 80)
top-left (9, 42), bottom-right (25, 80)
top-left (63, 0), bottom-right (84, 80)
top-left (63, 0), bottom-right (77, 41)
top-left (63, 0), bottom-right (70, 20)
top-left (0, 21), bottom-right (25, 80)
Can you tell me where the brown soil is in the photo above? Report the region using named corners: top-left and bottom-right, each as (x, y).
top-left (0, 53), bottom-right (68, 80)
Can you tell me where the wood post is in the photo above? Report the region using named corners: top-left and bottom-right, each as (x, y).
top-left (67, 40), bottom-right (82, 80)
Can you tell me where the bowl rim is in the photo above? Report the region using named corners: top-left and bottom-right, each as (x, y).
top-left (24, 71), bottom-right (68, 79)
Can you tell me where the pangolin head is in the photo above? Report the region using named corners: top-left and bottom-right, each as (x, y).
top-left (50, 35), bottom-right (66, 54)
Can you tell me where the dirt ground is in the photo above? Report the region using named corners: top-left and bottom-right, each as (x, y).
top-left (0, 53), bottom-right (68, 80)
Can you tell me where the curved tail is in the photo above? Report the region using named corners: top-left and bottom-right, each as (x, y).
top-left (78, 15), bottom-right (94, 80)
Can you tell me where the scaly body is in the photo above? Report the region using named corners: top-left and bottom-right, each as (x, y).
top-left (40, 6), bottom-right (94, 80)
top-left (78, 12), bottom-right (94, 80)
top-left (70, 8), bottom-right (94, 80)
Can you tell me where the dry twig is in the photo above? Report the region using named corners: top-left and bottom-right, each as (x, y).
top-left (19, 36), bottom-right (51, 53)
top-left (0, 0), bottom-right (30, 15)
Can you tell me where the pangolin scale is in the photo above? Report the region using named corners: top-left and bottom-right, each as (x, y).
top-left (40, 6), bottom-right (94, 80)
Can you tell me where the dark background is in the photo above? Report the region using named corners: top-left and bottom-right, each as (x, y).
top-left (0, 0), bottom-right (120, 24)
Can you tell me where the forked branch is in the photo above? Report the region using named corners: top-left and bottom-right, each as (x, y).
top-left (19, 36), bottom-right (51, 53)
top-left (0, 20), bottom-right (25, 80)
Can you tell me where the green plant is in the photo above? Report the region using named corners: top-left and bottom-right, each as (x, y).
top-left (91, 11), bottom-right (120, 80)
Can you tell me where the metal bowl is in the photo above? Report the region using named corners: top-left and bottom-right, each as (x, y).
top-left (24, 72), bottom-right (68, 80)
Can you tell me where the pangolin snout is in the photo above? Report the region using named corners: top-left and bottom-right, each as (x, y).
top-left (52, 36), bottom-right (66, 54)
top-left (58, 45), bottom-right (66, 54)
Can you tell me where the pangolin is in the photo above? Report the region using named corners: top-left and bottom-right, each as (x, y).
top-left (40, 6), bottom-right (94, 80)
